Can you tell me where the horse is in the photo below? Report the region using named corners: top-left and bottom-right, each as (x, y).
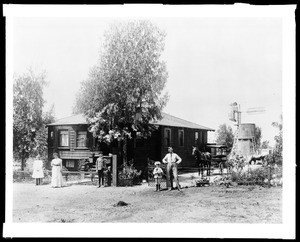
top-left (192, 146), bottom-right (212, 177)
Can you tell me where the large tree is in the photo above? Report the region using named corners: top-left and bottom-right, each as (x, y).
top-left (215, 124), bottom-right (234, 149)
top-left (74, 20), bottom-right (169, 164)
top-left (13, 69), bottom-right (54, 170)
top-left (33, 106), bottom-right (55, 162)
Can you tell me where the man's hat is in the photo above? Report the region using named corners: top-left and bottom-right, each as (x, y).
top-left (154, 161), bottom-right (161, 166)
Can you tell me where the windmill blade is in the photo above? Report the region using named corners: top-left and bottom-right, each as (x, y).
top-left (246, 107), bottom-right (266, 115)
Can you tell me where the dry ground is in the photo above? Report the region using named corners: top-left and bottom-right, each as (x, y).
top-left (13, 178), bottom-right (282, 223)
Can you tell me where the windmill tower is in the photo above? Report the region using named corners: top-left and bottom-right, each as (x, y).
top-left (229, 102), bottom-right (265, 159)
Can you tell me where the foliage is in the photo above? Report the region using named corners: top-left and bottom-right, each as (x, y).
top-left (13, 69), bottom-right (54, 170)
top-left (271, 115), bottom-right (283, 165)
top-left (118, 164), bottom-right (142, 185)
top-left (264, 152), bottom-right (282, 166)
top-left (213, 175), bottom-right (234, 187)
top-left (215, 124), bottom-right (234, 149)
top-left (32, 106), bottom-right (55, 161)
top-left (254, 126), bottom-right (262, 150)
top-left (78, 159), bottom-right (88, 171)
top-left (228, 154), bottom-right (246, 172)
top-left (229, 164), bottom-right (282, 186)
top-left (261, 140), bottom-right (270, 149)
top-left (74, 20), bottom-right (169, 153)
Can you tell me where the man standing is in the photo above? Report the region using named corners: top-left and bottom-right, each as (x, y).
top-left (162, 147), bottom-right (182, 191)
top-left (96, 152), bottom-right (106, 188)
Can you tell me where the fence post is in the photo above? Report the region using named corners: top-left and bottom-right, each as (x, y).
top-left (112, 155), bottom-right (117, 187)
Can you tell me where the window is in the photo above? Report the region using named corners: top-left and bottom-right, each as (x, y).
top-left (77, 131), bottom-right (87, 147)
top-left (164, 128), bottom-right (171, 147)
top-left (59, 130), bottom-right (69, 147)
top-left (66, 160), bottom-right (75, 168)
top-left (178, 129), bottom-right (184, 147)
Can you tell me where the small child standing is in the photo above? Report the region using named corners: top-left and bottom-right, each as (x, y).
top-left (106, 166), bottom-right (112, 186)
top-left (153, 161), bottom-right (163, 191)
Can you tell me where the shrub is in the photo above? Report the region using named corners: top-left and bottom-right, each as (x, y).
top-left (229, 165), bottom-right (282, 186)
top-left (118, 164), bottom-right (142, 185)
top-left (230, 170), bottom-right (246, 182)
top-left (264, 153), bottom-right (282, 166)
top-left (228, 154), bottom-right (246, 172)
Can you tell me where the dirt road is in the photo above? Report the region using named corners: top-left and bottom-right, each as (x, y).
top-left (13, 181), bottom-right (282, 223)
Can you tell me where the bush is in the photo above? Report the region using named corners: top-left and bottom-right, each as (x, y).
top-left (264, 153), bottom-right (282, 166)
top-left (228, 154), bottom-right (246, 172)
top-left (229, 165), bottom-right (282, 186)
top-left (118, 164), bottom-right (142, 185)
top-left (230, 170), bottom-right (246, 182)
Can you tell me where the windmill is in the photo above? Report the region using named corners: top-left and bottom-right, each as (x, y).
top-left (228, 102), bottom-right (266, 159)
top-left (228, 102), bottom-right (266, 126)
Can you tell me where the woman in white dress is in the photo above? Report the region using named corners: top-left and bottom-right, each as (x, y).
top-left (51, 152), bottom-right (63, 188)
top-left (32, 155), bottom-right (44, 185)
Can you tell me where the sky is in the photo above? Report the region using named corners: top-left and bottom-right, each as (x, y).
top-left (12, 15), bottom-right (283, 146)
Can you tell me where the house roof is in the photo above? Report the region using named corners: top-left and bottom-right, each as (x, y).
top-left (47, 113), bottom-right (214, 131)
top-left (153, 113), bottom-right (214, 131)
top-left (46, 114), bottom-right (87, 126)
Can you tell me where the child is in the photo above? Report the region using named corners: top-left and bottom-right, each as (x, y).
top-left (32, 155), bottom-right (44, 185)
top-left (153, 161), bottom-right (163, 191)
top-left (106, 166), bottom-right (112, 186)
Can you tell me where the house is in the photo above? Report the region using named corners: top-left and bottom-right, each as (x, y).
top-left (46, 113), bottom-right (214, 173)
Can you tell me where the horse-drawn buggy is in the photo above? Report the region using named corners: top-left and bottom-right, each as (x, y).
top-left (206, 144), bottom-right (229, 175)
top-left (192, 144), bottom-right (229, 177)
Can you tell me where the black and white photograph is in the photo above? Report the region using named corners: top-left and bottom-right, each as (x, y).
top-left (4, 4), bottom-right (296, 239)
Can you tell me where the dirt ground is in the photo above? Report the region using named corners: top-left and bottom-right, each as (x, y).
top-left (13, 174), bottom-right (282, 223)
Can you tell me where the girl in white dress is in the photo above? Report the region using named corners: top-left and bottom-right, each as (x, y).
top-left (32, 155), bottom-right (44, 185)
top-left (51, 153), bottom-right (63, 188)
